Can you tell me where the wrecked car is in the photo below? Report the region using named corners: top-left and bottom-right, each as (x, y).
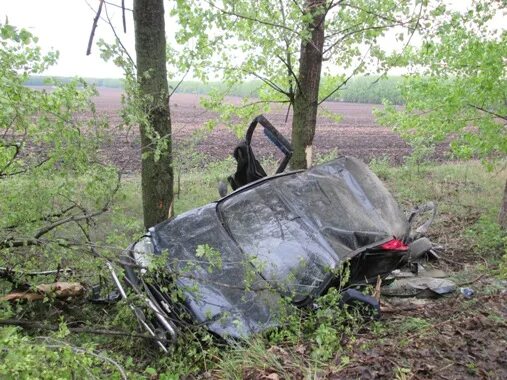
top-left (109, 115), bottom-right (436, 351)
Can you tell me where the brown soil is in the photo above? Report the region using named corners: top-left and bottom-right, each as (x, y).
top-left (90, 88), bottom-right (448, 174)
top-left (329, 290), bottom-right (507, 380)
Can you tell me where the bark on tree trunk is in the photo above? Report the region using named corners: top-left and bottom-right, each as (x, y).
top-left (134, 0), bottom-right (174, 229)
top-left (290, 0), bottom-right (325, 170)
top-left (499, 177), bottom-right (507, 230)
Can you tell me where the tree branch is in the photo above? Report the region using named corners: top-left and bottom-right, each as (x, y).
top-left (103, 2), bottom-right (136, 68)
top-left (0, 156), bottom-right (51, 178)
top-left (204, 0), bottom-right (322, 53)
top-left (0, 172), bottom-right (121, 250)
top-left (2, 205), bottom-right (76, 231)
top-left (341, 2), bottom-right (405, 24)
top-left (0, 267), bottom-right (74, 279)
top-left (249, 71), bottom-right (291, 98)
top-left (319, 45), bottom-right (372, 105)
top-left (121, 0), bottom-right (127, 33)
top-left (468, 103), bottom-right (507, 121)
top-left (323, 23), bottom-right (401, 55)
top-left (0, 142), bottom-right (21, 176)
top-left (169, 66), bottom-right (191, 97)
top-left (38, 337), bottom-right (128, 380)
top-left (86, 0), bottom-right (104, 55)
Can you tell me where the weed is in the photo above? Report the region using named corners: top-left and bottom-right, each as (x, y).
top-left (394, 366), bottom-right (412, 380)
top-left (369, 156), bottom-right (393, 180)
top-left (395, 317), bottom-right (432, 335)
top-left (466, 361), bottom-right (478, 376)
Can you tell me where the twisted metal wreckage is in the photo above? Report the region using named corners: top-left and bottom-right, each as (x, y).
top-left (107, 115), bottom-right (453, 351)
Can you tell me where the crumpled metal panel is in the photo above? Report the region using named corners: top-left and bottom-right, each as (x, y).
top-left (152, 204), bottom-right (281, 339)
top-left (219, 156), bottom-right (408, 302)
top-left (151, 156), bottom-right (409, 338)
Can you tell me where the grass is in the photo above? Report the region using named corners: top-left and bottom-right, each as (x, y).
top-left (1, 157), bottom-right (506, 378)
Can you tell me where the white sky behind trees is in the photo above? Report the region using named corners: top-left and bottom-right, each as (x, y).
top-left (1, 0), bottom-right (135, 78)
top-left (1, 1), bottom-right (505, 79)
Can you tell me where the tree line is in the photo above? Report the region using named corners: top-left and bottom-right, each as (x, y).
top-left (25, 75), bottom-right (405, 104)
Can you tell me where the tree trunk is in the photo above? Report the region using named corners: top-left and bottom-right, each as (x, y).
top-left (499, 177), bottom-right (507, 231)
top-left (134, 0), bottom-right (173, 229)
top-left (290, 0), bottom-right (325, 169)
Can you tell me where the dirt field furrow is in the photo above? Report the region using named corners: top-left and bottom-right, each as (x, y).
top-left (91, 88), bottom-right (447, 173)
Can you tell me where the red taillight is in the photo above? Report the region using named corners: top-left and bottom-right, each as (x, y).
top-left (379, 238), bottom-right (408, 251)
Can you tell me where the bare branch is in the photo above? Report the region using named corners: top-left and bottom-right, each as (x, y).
top-left (33, 209), bottom-right (106, 240)
top-left (323, 23), bottom-right (401, 55)
top-left (0, 267), bottom-right (74, 279)
top-left (238, 99), bottom-right (290, 109)
top-left (86, 0), bottom-right (104, 55)
top-left (103, 2), bottom-right (136, 68)
top-left (103, 1), bottom-right (132, 12)
top-left (0, 156), bottom-right (51, 178)
top-left (341, 2), bottom-right (405, 24)
top-left (169, 66), bottom-right (191, 97)
top-left (121, 0), bottom-right (127, 32)
top-left (205, 0), bottom-right (299, 36)
top-left (249, 71), bottom-right (291, 98)
top-left (40, 337), bottom-right (128, 380)
top-left (275, 53), bottom-right (300, 97)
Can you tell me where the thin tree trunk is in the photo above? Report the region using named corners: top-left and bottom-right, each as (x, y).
top-left (499, 177), bottom-right (507, 230)
top-left (290, 0), bottom-right (325, 169)
top-left (134, 0), bottom-right (173, 228)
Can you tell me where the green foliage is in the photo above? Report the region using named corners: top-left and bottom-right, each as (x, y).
top-left (0, 326), bottom-right (127, 379)
top-left (169, 0), bottom-right (423, 134)
top-left (377, 1), bottom-right (506, 164)
top-left (0, 24), bottom-right (142, 378)
top-left (499, 239), bottom-right (507, 279)
top-left (0, 23), bottom-right (120, 276)
top-left (395, 317), bottom-right (431, 334)
top-left (268, 287), bottom-right (364, 362)
top-left (467, 216), bottom-right (505, 255)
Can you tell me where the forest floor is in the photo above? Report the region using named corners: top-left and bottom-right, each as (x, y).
top-left (3, 88), bottom-right (503, 379)
top-left (89, 89), bottom-right (505, 379)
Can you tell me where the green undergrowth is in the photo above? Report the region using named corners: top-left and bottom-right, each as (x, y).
top-left (1, 158), bottom-right (505, 378)
top-left (370, 158), bottom-right (506, 260)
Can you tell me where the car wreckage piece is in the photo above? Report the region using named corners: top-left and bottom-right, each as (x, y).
top-left (109, 115), bottom-right (435, 349)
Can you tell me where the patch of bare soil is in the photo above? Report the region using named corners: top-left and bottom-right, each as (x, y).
top-left (90, 88), bottom-right (451, 174)
top-left (329, 290), bottom-right (507, 380)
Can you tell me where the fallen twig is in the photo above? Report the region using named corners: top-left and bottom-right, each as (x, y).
top-left (0, 267), bottom-right (74, 278)
top-left (38, 336), bottom-right (128, 380)
top-left (457, 273), bottom-right (486, 287)
top-left (0, 282), bottom-right (86, 302)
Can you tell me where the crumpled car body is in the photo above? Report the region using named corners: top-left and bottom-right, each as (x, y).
top-left (116, 154), bottom-right (426, 348)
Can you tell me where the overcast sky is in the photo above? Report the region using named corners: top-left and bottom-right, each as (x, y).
top-left (1, 0), bottom-right (136, 78)
top-left (1, 1), bottom-right (505, 79)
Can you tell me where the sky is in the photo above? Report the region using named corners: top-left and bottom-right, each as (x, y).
top-left (1, 1), bottom-right (505, 79)
top-left (1, 0), bottom-right (136, 78)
